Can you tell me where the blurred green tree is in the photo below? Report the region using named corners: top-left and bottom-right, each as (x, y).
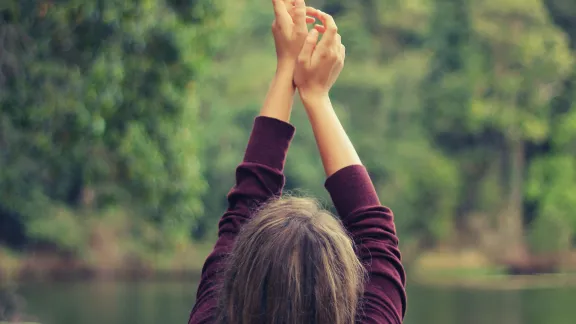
top-left (0, 0), bottom-right (221, 252)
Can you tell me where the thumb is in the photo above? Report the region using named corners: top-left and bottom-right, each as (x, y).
top-left (298, 29), bottom-right (319, 64)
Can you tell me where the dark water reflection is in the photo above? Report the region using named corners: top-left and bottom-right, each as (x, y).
top-left (10, 281), bottom-right (576, 324)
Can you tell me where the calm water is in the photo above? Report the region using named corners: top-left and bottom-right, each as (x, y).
top-left (8, 280), bottom-right (576, 324)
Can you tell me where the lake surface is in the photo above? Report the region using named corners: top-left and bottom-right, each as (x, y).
top-left (7, 280), bottom-right (576, 324)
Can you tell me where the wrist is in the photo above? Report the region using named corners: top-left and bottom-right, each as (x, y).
top-left (259, 63), bottom-right (297, 123)
top-left (275, 62), bottom-right (296, 88)
top-left (276, 59), bottom-right (296, 74)
top-left (299, 90), bottom-right (331, 108)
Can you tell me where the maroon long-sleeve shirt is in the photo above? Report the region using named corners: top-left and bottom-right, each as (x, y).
top-left (189, 116), bottom-right (406, 324)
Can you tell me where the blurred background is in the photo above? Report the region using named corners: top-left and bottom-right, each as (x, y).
top-left (1, 0), bottom-right (576, 323)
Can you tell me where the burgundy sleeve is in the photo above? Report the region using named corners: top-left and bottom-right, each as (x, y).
top-left (188, 116), bottom-right (295, 324)
top-left (325, 165), bottom-right (407, 324)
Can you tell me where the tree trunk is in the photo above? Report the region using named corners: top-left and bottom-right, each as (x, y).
top-left (499, 138), bottom-right (528, 262)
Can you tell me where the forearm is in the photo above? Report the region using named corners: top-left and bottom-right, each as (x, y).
top-left (259, 63), bottom-right (296, 122)
top-left (302, 94), bottom-right (361, 177)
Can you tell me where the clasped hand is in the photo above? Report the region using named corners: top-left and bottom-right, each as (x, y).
top-left (272, 0), bottom-right (345, 101)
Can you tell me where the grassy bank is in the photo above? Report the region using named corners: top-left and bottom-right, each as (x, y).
top-left (0, 208), bottom-right (216, 282)
top-left (409, 250), bottom-right (576, 289)
top-left (0, 243), bottom-right (213, 283)
top-left (3, 245), bottom-right (576, 290)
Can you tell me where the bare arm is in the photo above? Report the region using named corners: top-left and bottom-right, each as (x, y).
top-left (259, 64), bottom-right (296, 122)
top-left (294, 10), bottom-right (361, 175)
top-left (301, 94), bottom-right (361, 176)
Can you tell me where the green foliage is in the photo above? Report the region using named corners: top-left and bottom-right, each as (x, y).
top-left (0, 0), bottom-right (221, 250)
top-left (421, 0), bottom-right (576, 254)
top-left (1, 0), bottom-right (576, 264)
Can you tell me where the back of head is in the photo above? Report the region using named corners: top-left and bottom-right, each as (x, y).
top-left (217, 197), bottom-right (364, 324)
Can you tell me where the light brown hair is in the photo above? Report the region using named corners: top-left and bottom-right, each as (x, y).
top-left (217, 197), bottom-right (365, 324)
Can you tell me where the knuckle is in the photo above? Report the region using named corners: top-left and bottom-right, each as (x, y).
top-left (329, 49), bottom-right (339, 59)
top-left (295, 29), bottom-right (307, 38)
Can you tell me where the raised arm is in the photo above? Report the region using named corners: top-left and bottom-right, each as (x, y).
top-left (189, 1), bottom-right (315, 323)
top-left (294, 12), bottom-right (407, 324)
